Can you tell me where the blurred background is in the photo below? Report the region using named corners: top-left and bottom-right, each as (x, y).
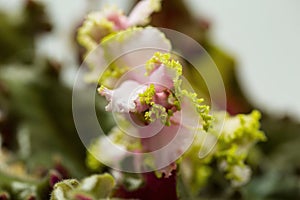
top-left (190, 0), bottom-right (300, 120)
top-left (0, 0), bottom-right (299, 199)
top-left (1, 0), bottom-right (299, 119)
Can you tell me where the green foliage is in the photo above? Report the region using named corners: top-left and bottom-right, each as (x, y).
top-left (0, 1), bottom-right (90, 199)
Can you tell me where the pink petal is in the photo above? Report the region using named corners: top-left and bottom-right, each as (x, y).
top-left (148, 64), bottom-right (176, 90)
top-left (106, 11), bottom-right (129, 30)
top-left (140, 114), bottom-right (197, 176)
top-left (138, 90), bottom-right (202, 176)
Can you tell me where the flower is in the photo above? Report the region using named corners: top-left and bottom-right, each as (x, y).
top-left (96, 50), bottom-right (212, 177)
top-left (82, 26), bottom-right (171, 83)
top-left (77, 0), bottom-right (162, 51)
top-left (78, 13), bottom-right (212, 175)
top-left (181, 110), bottom-right (266, 191)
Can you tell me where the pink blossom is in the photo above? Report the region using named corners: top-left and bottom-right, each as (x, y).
top-left (98, 52), bottom-right (211, 177)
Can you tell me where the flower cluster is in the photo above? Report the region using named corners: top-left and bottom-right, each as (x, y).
top-left (77, 0), bottom-right (266, 193)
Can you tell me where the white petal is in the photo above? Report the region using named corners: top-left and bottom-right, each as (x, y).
top-left (103, 27), bottom-right (171, 68)
top-left (99, 80), bottom-right (147, 113)
top-left (83, 26), bottom-right (170, 85)
top-left (231, 165), bottom-right (252, 187)
top-left (128, 0), bottom-right (161, 26)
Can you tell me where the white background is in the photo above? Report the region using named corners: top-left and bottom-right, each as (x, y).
top-left (187, 0), bottom-right (300, 120)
